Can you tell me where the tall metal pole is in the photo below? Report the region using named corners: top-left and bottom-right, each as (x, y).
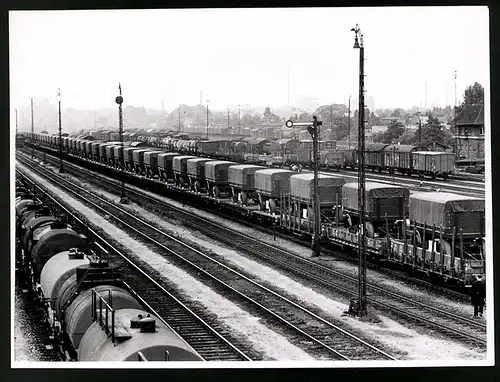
top-left (312, 116), bottom-right (321, 257)
top-left (116, 83), bottom-right (126, 203)
top-left (178, 105), bottom-right (181, 132)
top-left (454, 70), bottom-right (458, 156)
top-left (352, 24), bottom-right (367, 317)
top-left (206, 100), bottom-right (209, 140)
top-left (285, 117), bottom-right (322, 258)
top-left (418, 114), bottom-right (422, 143)
top-left (228, 109), bottom-right (230, 130)
top-left (57, 89), bottom-right (64, 173)
top-left (15, 108), bottom-right (18, 136)
top-left (31, 98), bottom-right (34, 158)
top-left (30, 98), bottom-right (34, 133)
top-left (238, 104), bottom-right (241, 133)
top-left (348, 95), bottom-right (351, 148)
top-left (330, 104), bottom-right (333, 139)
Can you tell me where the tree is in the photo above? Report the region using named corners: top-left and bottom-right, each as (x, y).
top-left (463, 82), bottom-right (484, 105)
top-left (391, 108), bottom-right (405, 118)
top-left (416, 115), bottom-right (452, 146)
top-left (455, 82), bottom-right (484, 116)
top-left (381, 120), bottom-right (406, 143)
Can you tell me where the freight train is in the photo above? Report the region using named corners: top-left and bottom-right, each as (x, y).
top-left (34, 130), bottom-right (456, 179)
top-left (22, 132), bottom-right (485, 288)
top-left (15, 179), bottom-right (203, 362)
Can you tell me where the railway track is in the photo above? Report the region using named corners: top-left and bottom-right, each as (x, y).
top-left (16, 167), bottom-right (252, 362)
top-left (20, 152), bottom-right (486, 347)
top-left (19, 151), bottom-right (487, 349)
top-left (17, 155), bottom-right (396, 361)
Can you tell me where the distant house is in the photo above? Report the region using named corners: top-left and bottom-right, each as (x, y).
top-left (379, 117), bottom-right (405, 126)
top-left (419, 140), bottom-right (453, 153)
top-left (451, 104), bottom-right (485, 159)
top-left (371, 125), bottom-right (388, 134)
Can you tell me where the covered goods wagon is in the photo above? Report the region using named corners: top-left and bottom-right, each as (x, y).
top-left (228, 164), bottom-right (265, 191)
top-left (144, 151), bottom-right (164, 178)
top-left (342, 182), bottom-right (409, 221)
top-left (412, 151), bottom-right (456, 179)
top-left (187, 158), bottom-right (215, 192)
top-left (173, 155), bottom-right (197, 186)
top-left (158, 153), bottom-right (179, 182)
top-left (290, 173), bottom-right (345, 207)
top-left (409, 192), bottom-right (485, 238)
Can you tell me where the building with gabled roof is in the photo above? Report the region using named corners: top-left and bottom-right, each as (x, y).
top-left (452, 104), bottom-right (484, 159)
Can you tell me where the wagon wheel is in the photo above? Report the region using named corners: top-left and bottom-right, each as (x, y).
top-left (213, 186), bottom-right (220, 198)
top-left (194, 181), bottom-right (201, 193)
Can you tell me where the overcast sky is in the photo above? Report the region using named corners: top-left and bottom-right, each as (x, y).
top-left (9, 7), bottom-right (489, 112)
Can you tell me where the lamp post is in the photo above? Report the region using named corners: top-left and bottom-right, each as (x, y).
top-left (30, 97), bottom-right (34, 158)
top-left (116, 83), bottom-right (126, 203)
top-left (57, 89), bottom-right (64, 173)
top-left (285, 117), bottom-right (322, 257)
top-left (352, 23), bottom-right (367, 317)
top-left (206, 100), bottom-right (209, 140)
top-left (454, 70), bottom-right (458, 157)
top-left (348, 95), bottom-right (351, 149)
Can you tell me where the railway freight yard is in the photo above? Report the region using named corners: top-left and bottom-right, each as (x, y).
top-left (11, 7), bottom-right (492, 367)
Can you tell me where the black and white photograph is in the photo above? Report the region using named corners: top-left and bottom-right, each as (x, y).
top-left (11, 6), bottom-right (493, 367)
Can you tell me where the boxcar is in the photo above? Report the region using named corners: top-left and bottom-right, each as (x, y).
top-left (412, 151), bottom-right (456, 179)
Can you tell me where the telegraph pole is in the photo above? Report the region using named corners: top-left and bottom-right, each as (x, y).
top-left (418, 112), bottom-right (422, 143)
top-left (30, 98), bottom-right (34, 158)
top-left (30, 98), bottom-right (34, 133)
top-left (348, 95), bottom-right (351, 149)
top-left (57, 89), bottom-right (64, 173)
top-left (352, 23), bottom-right (367, 317)
top-left (15, 108), bottom-right (18, 136)
top-left (178, 105), bottom-right (181, 132)
top-left (454, 70), bottom-right (458, 156)
top-left (116, 83), bottom-right (126, 203)
top-left (285, 117), bottom-right (322, 257)
top-left (206, 100), bottom-right (209, 140)
top-left (228, 109), bottom-right (230, 130)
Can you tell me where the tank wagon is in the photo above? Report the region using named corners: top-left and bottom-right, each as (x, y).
top-left (15, 182), bottom-right (203, 362)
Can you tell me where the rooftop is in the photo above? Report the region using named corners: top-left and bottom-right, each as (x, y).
top-left (453, 104), bottom-right (484, 125)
